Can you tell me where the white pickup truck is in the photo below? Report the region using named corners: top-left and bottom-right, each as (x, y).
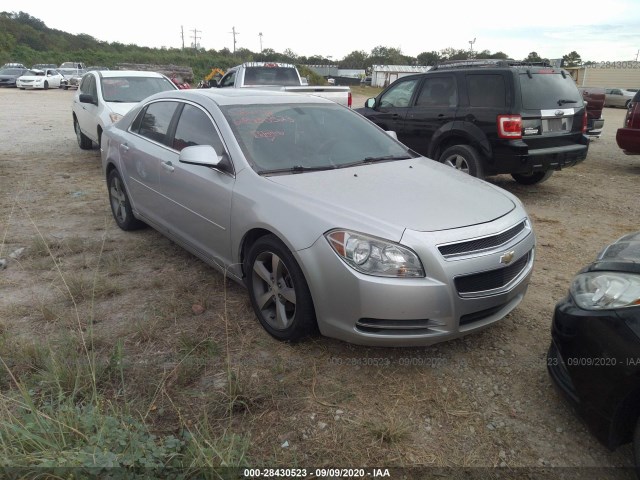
top-left (215, 62), bottom-right (352, 108)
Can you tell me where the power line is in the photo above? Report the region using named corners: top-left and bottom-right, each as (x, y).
top-left (191, 28), bottom-right (201, 50)
top-left (230, 26), bottom-right (239, 55)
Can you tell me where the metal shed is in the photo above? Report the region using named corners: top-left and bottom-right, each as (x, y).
top-left (371, 65), bottom-right (431, 88)
top-left (568, 65), bottom-right (640, 89)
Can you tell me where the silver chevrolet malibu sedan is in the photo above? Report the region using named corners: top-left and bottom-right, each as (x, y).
top-left (101, 89), bottom-right (535, 347)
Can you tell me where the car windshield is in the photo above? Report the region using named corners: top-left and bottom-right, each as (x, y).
top-left (222, 103), bottom-right (414, 174)
top-left (0, 68), bottom-right (23, 75)
top-left (520, 72), bottom-right (582, 109)
top-left (101, 76), bottom-right (176, 102)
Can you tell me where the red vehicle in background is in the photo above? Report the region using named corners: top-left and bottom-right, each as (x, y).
top-left (616, 90), bottom-right (640, 154)
top-left (578, 87), bottom-right (605, 138)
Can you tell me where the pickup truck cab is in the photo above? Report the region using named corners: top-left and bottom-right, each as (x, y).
top-left (216, 62), bottom-right (352, 108)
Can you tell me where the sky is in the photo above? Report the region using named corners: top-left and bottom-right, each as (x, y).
top-left (14, 1), bottom-right (640, 62)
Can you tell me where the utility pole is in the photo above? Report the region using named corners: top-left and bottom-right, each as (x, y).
top-left (259, 32), bottom-right (263, 53)
top-left (230, 26), bottom-right (239, 55)
top-left (180, 26), bottom-right (185, 50)
top-left (191, 28), bottom-right (201, 51)
top-left (636, 49), bottom-right (639, 61)
top-left (468, 37), bottom-right (476, 58)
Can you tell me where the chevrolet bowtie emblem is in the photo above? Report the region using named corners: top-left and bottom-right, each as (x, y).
top-left (500, 251), bottom-right (516, 265)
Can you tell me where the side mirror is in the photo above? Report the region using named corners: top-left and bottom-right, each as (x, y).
top-left (179, 145), bottom-right (224, 168)
top-left (79, 93), bottom-right (97, 105)
top-left (365, 98), bottom-right (376, 109)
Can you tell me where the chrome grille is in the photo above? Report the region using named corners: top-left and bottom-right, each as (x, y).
top-left (438, 221), bottom-right (526, 257)
top-left (455, 251), bottom-right (531, 295)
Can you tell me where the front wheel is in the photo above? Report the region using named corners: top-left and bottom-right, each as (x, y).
top-left (245, 235), bottom-right (317, 342)
top-left (439, 144), bottom-right (484, 178)
top-left (107, 170), bottom-right (145, 231)
top-left (43, 81), bottom-right (49, 90)
top-left (511, 170), bottom-right (554, 185)
top-left (74, 118), bottom-right (93, 150)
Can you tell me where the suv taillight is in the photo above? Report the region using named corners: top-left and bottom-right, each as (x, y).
top-left (497, 115), bottom-right (522, 139)
top-left (348, 91), bottom-right (352, 109)
top-left (582, 108), bottom-right (588, 133)
top-left (625, 102), bottom-right (639, 128)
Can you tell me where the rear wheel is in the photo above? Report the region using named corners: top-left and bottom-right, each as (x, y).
top-left (107, 170), bottom-right (145, 231)
top-left (74, 118), bottom-right (93, 150)
top-left (511, 170), bottom-right (554, 185)
top-left (245, 235), bottom-right (317, 342)
top-left (439, 144), bottom-right (484, 179)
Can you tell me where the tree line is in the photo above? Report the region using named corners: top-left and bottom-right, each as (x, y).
top-left (0, 11), bottom-right (588, 82)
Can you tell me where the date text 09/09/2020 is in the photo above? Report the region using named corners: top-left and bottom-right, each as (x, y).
top-left (243, 468), bottom-right (391, 478)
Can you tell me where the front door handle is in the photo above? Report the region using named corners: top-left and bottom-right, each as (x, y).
top-left (161, 160), bottom-right (175, 173)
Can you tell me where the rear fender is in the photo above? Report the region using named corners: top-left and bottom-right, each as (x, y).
top-left (429, 121), bottom-right (492, 159)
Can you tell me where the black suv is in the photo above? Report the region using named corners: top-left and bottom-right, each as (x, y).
top-left (356, 60), bottom-right (589, 184)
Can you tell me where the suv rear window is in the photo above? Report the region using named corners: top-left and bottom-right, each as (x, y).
top-left (519, 72), bottom-right (581, 110)
top-left (467, 74), bottom-right (506, 107)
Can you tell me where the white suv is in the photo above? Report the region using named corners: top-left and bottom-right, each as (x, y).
top-left (72, 70), bottom-right (178, 149)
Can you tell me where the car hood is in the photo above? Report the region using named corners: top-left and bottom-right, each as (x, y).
top-left (590, 231), bottom-right (640, 273)
top-left (18, 75), bottom-right (47, 81)
top-left (266, 158), bottom-right (516, 233)
top-left (104, 102), bottom-right (139, 116)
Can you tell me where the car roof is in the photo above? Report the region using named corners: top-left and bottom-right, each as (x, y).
top-left (96, 70), bottom-right (168, 78)
top-left (148, 88), bottom-right (332, 106)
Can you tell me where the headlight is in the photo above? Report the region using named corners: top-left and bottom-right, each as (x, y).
top-left (109, 113), bottom-right (123, 123)
top-left (571, 272), bottom-right (640, 310)
top-left (325, 230), bottom-right (425, 278)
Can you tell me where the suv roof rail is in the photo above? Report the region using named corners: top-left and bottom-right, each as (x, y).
top-left (431, 58), bottom-right (552, 70)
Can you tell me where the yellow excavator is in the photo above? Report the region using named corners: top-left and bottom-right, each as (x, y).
top-left (203, 68), bottom-right (225, 88)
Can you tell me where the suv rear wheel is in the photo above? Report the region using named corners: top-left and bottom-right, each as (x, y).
top-left (439, 145), bottom-right (484, 179)
top-left (511, 170), bottom-right (554, 185)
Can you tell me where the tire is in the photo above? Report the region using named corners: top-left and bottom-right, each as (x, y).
top-left (63, 85), bottom-right (69, 90)
top-left (19, 87), bottom-right (24, 90)
top-left (634, 418), bottom-right (640, 478)
top-left (44, 81), bottom-right (49, 90)
top-left (439, 144), bottom-right (484, 178)
top-left (74, 118), bottom-right (93, 150)
top-left (245, 235), bottom-right (317, 342)
top-left (107, 170), bottom-right (145, 231)
top-left (511, 170), bottom-right (554, 185)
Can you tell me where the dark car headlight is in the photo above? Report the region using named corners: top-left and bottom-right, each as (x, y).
top-left (570, 272), bottom-right (640, 310)
top-left (326, 230), bottom-right (425, 278)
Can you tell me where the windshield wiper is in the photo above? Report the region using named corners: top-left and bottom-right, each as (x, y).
top-left (337, 155), bottom-right (412, 169)
top-left (260, 164), bottom-right (337, 175)
top-left (557, 99), bottom-right (578, 105)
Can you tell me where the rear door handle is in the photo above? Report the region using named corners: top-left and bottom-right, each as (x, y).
top-left (161, 160), bottom-right (175, 173)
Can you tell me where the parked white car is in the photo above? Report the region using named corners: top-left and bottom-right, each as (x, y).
top-left (16, 68), bottom-right (64, 90)
top-left (72, 70), bottom-right (178, 149)
top-left (604, 88), bottom-right (636, 108)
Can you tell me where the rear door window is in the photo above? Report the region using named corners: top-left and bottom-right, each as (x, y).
top-left (467, 74), bottom-right (506, 107)
top-left (519, 73), bottom-right (581, 110)
top-left (133, 101), bottom-right (178, 146)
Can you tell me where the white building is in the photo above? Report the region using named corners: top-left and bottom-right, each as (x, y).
top-left (371, 65), bottom-right (431, 88)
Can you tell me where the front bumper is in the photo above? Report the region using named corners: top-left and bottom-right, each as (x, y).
top-left (548, 297), bottom-right (640, 449)
top-left (297, 210), bottom-right (535, 346)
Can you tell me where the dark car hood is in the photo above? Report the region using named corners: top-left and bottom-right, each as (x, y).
top-left (588, 231), bottom-right (640, 273)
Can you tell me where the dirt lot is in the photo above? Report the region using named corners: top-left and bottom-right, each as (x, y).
top-left (1, 87), bottom-right (639, 476)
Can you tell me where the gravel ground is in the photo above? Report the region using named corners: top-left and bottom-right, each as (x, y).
top-left (1, 87), bottom-right (639, 477)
